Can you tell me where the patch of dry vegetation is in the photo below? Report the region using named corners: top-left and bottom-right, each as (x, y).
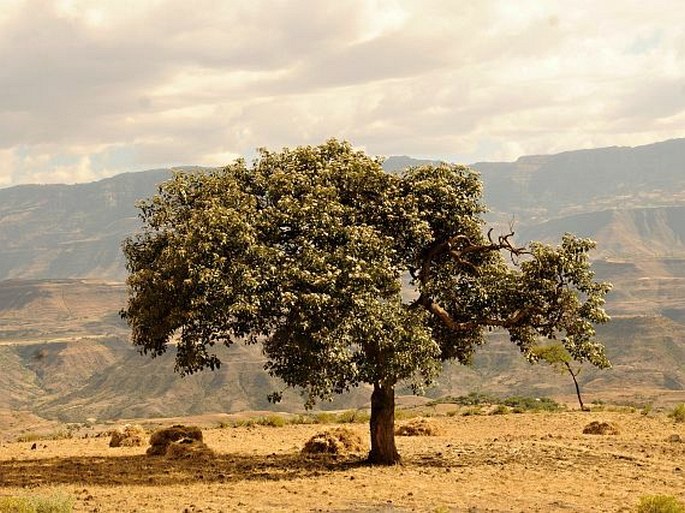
top-left (395, 417), bottom-right (442, 436)
top-left (582, 421), bottom-right (620, 435)
top-left (301, 427), bottom-right (366, 455)
top-left (108, 424), bottom-right (145, 448)
top-left (146, 425), bottom-right (203, 456)
top-left (165, 439), bottom-right (215, 460)
top-left (2, 411), bottom-right (685, 512)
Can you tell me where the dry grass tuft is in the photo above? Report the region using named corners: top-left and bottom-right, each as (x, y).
top-left (108, 424), bottom-right (146, 448)
top-left (301, 427), bottom-right (366, 455)
top-left (165, 439), bottom-right (215, 460)
top-left (396, 417), bottom-right (442, 436)
top-left (146, 425), bottom-right (203, 456)
top-left (582, 421), bottom-right (619, 435)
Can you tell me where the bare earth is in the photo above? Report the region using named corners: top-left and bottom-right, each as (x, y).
top-left (1, 412), bottom-right (684, 512)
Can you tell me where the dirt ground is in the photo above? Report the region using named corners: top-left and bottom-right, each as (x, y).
top-left (1, 411), bottom-right (684, 512)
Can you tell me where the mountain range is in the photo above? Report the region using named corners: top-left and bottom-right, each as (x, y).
top-left (1, 139), bottom-right (684, 425)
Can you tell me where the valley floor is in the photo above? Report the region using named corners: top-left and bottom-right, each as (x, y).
top-left (1, 412), bottom-right (684, 512)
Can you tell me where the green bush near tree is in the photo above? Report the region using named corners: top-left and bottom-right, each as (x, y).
top-left (636, 494), bottom-right (685, 513)
top-left (668, 403), bottom-right (685, 423)
top-left (0, 493), bottom-right (74, 513)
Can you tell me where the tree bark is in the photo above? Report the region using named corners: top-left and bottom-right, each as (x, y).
top-left (368, 382), bottom-right (401, 465)
top-left (565, 362), bottom-right (588, 411)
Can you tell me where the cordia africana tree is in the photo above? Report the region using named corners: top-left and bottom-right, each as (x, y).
top-left (121, 139), bottom-right (611, 464)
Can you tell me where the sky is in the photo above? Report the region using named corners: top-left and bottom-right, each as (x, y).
top-left (1, 0), bottom-right (684, 187)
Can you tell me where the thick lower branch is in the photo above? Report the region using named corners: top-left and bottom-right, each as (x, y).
top-left (415, 293), bottom-right (531, 332)
top-left (414, 229), bottom-right (535, 334)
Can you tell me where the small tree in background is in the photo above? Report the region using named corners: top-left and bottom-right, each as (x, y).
top-left (121, 139), bottom-right (611, 465)
top-left (531, 343), bottom-right (588, 411)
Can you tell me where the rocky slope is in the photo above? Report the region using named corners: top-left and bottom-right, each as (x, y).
top-left (1, 139), bottom-right (684, 421)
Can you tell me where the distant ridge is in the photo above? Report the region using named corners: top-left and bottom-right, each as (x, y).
top-left (382, 155), bottom-right (439, 172)
top-left (473, 137), bottom-right (685, 221)
top-left (1, 139), bottom-right (684, 281)
top-left (2, 139), bottom-right (685, 421)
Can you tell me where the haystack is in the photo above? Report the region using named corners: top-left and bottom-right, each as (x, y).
top-left (165, 439), bottom-right (215, 460)
top-left (395, 417), bottom-right (442, 436)
top-left (146, 425), bottom-right (203, 456)
top-left (109, 424), bottom-right (146, 448)
top-left (582, 421), bottom-right (619, 435)
top-left (301, 427), bottom-right (366, 455)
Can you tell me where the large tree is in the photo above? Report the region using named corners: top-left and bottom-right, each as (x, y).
top-left (121, 140), bottom-right (611, 464)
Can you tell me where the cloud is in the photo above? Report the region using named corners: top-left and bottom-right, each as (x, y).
top-left (1, 0), bottom-right (684, 186)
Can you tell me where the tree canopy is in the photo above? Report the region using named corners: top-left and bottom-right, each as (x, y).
top-left (122, 139), bottom-right (611, 464)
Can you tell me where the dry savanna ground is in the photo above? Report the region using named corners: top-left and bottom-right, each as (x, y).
top-left (1, 410), bottom-right (685, 512)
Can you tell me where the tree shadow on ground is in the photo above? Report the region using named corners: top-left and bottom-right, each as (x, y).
top-left (0, 452), bottom-right (367, 488)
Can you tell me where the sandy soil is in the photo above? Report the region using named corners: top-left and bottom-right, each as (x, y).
top-left (1, 411), bottom-right (684, 512)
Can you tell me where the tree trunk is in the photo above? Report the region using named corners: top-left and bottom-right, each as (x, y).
top-left (368, 382), bottom-right (401, 465)
top-left (565, 362), bottom-right (587, 411)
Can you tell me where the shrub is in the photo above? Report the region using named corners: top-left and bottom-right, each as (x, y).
top-left (335, 409), bottom-right (370, 424)
top-left (15, 430), bottom-right (73, 443)
top-left (429, 392), bottom-right (498, 406)
top-left (0, 492), bottom-right (74, 513)
top-left (503, 396), bottom-right (564, 413)
top-left (429, 393), bottom-right (563, 413)
top-left (491, 404), bottom-right (509, 415)
top-left (636, 494), bottom-right (685, 513)
top-left (394, 409), bottom-right (420, 421)
top-left (16, 433), bottom-right (42, 443)
top-left (668, 404), bottom-right (685, 423)
top-left (313, 412), bottom-right (336, 424)
top-left (259, 415), bottom-right (288, 427)
top-left (231, 418), bottom-right (256, 428)
top-left (459, 407), bottom-right (482, 417)
top-left (0, 497), bottom-right (33, 513)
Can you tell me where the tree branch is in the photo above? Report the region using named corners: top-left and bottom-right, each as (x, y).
top-left (415, 293), bottom-right (534, 332)
top-left (418, 230), bottom-right (528, 283)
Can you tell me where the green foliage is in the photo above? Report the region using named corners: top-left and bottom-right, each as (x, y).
top-left (636, 495), bottom-right (685, 513)
top-left (121, 139), bottom-right (611, 463)
top-left (530, 343), bottom-right (573, 368)
top-left (0, 493), bottom-right (74, 513)
top-left (0, 497), bottom-right (34, 513)
top-left (122, 139), bottom-right (611, 405)
top-left (668, 403), bottom-right (685, 423)
top-left (335, 409), bottom-right (371, 424)
top-left (502, 396), bottom-right (564, 413)
top-left (394, 409), bottom-right (422, 421)
top-left (430, 393), bottom-right (563, 413)
top-left (429, 392), bottom-right (498, 406)
top-left (311, 412), bottom-right (337, 424)
top-left (530, 342), bottom-right (589, 410)
top-left (258, 414), bottom-right (288, 427)
top-left (223, 409), bottom-right (372, 428)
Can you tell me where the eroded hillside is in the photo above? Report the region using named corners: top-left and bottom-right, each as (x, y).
top-left (2, 140), bottom-right (685, 422)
